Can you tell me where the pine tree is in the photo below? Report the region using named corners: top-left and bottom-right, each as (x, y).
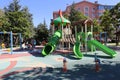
top-left (4, 0), bottom-right (34, 38)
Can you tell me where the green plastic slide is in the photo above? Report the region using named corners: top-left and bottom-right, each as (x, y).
top-left (73, 32), bottom-right (84, 59)
top-left (73, 42), bottom-right (83, 59)
top-left (88, 40), bottom-right (117, 57)
top-left (42, 30), bottom-right (62, 56)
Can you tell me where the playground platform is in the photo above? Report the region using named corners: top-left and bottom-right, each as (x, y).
top-left (0, 46), bottom-right (120, 80)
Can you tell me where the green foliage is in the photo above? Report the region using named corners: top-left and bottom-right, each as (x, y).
top-left (34, 21), bottom-right (49, 45)
top-left (3, 0), bottom-right (34, 38)
top-left (68, 2), bottom-right (87, 33)
top-left (0, 9), bottom-right (10, 31)
top-left (63, 14), bottom-right (69, 19)
top-left (21, 7), bottom-right (35, 38)
top-left (99, 10), bottom-right (114, 38)
top-left (69, 2), bottom-right (87, 26)
top-left (93, 19), bottom-right (102, 32)
top-left (4, 0), bottom-right (21, 12)
top-left (100, 2), bottom-right (120, 39)
top-left (109, 2), bottom-right (120, 45)
top-left (110, 2), bottom-right (120, 28)
top-left (0, 9), bottom-right (4, 16)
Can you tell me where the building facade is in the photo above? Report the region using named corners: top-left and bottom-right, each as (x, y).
top-left (53, 0), bottom-right (114, 19)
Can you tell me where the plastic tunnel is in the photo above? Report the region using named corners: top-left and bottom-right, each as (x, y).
top-left (42, 30), bottom-right (62, 56)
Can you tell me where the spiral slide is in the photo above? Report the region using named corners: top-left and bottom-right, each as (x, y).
top-left (73, 42), bottom-right (83, 59)
top-left (42, 30), bottom-right (62, 56)
top-left (73, 32), bottom-right (84, 59)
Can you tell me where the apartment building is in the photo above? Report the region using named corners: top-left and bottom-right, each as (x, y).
top-left (53, 0), bottom-right (114, 19)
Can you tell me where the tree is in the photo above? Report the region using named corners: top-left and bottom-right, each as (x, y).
top-left (68, 2), bottom-right (87, 34)
top-left (0, 9), bottom-right (4, 27)
top-left (21, 7), bottom-right (35, 38)
top-left (110, 2), bottom-right (120, 25)
top-left (34, 20), bottom-right (49, 45)
top-left (0, 9), bottom-right (10, 31)
top-left (110, 2), bottom-right (120, 45)
top-left (93, 19), bottom-right (102, 32)
top-left (99, 10), bottom-right (114, 38)
top-left (0, 9), bottom-right (4, 16)
top-left (4, 0), bottom-right (34, 38)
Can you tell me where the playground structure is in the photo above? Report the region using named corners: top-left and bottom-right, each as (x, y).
top-left (0, 31), bottom-right (22, 54)
top-left (42, 10), bottom-right (117, 59)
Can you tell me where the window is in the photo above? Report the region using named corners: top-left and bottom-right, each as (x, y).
top-left (92, 13), bottom-right (95, 18)
top-left (98, 5), bottom-right (104, 10)
top-left (104, 6), bottom-right (114, 10)
top-left (56, 14), bottom-right (59, 17)
top-left (98, 13), bottom-right (102, 16)
top-left (84, 6), bottom-right (89, 12)
top-left (92, 8), bottom-right (95, 12)
top-left (77, 8), bottom-right (80, 11)
top-left (85, 13), bottom-right (89, 17)
top-left (84, 6), bottom-right (89, 17)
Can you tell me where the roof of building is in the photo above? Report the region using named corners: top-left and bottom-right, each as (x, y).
top-left (75, 0), bottom-right (98, 6)
top-left (65, 0), bottom-right (114, 10)
top-left (66, 0), bottom-right (98, 8)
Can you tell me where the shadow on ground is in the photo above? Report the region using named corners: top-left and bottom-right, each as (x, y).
top-left (57, 53), bottom-right (80, 60)
top-left (84, 54), bottom-right (112, 59)
top-left (108, 46), bottom-right (120, 51)
top-left (29, 50), bottom-right (44, 57)
top-left (13, 48), bottom-right (44, 57)
top-left (1, 62), bottom-right (120, 80)
top-left (58, 52), bottom-right (112, 60)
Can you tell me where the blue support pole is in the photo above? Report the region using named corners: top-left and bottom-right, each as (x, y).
top-left (10, 31), bottom-right (13, 54)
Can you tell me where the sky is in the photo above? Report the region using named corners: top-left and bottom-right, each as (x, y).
top-left (0, 0), bottom-right (120, 28)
